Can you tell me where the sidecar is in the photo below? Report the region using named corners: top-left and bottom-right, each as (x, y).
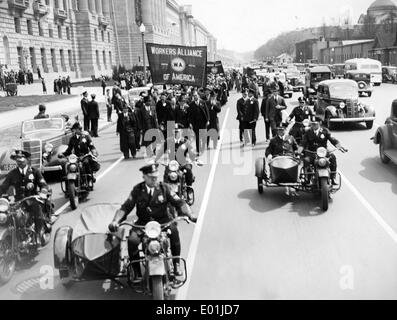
top-left (53, 204), bottom-right (127, 287)
top-left (255, 155), bottom-right (301, 194)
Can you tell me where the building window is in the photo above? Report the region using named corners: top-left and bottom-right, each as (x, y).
top-left (38, 22), bottom-right (44, 36)
top-left (29, 47), bottom-right (37, 70)
top-left (60, 49), bottom-right (66, 71)
top-left (51, 49), bottom-right (57, 72)
top-left (109, 51), bottom-right (112, 67)
top-left (17, 46), bottom-right (24, 69)
top-left (58, 25), bottom-right (62, 39)
top-left (66, 27), bottom-right (70, 40)
top-left (14, 18), bottom-right (21, 33)
top-left (41, 48), bottom-right (48, 72)
top-left (108, 32), bottom-right (111, 43)
top-left (94, 29), bottom-right (98, 41)
top-left (68, 50), bottom-right (74, 71)
top-left (3, 36), bottom-right (11, 65)
top-left (27, 19), bottom-right (33, 35)
top-left (103, 51), bottom-right (107, 69)
top-left (49, 27), bottom-right (54, 38)
top-left (96, 50), bottom-right (101, 70)
top-left (101, 30), bottom-right (105, 42)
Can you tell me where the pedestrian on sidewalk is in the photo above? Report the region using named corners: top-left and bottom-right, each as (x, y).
top-left (66, 76), bottom-right (72, 95)
top-left (106, 89), bottom-right (113, 122)
top-left (101, 77), bottom-right (107, 96)
top-left (81, 91), bottom-right (90, 132)
top-left (117, 104), bottom-right (139, 159)
top-left (53, 79), bottom-right (58, 94)
top-left (88, 94), bottom-right (100, 137)
top-left (41, 77), bottom-right (47, 94)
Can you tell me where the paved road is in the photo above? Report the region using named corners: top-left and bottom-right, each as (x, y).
top-left (0, 85), bottom-right (396, 299)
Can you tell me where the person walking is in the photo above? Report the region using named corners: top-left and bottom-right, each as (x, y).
top-left (81, 91), bottom-right (90, 132)
top-left (101, 77), bottom-right (107, 96)
top-left (117, 104), bottom-right (139, 159)
top-left (88, 94), bottom-right (100, 137)
top-left (106, 89), bottom-right (113, 122)
top-left (41, 77), bottom-right (47, 95)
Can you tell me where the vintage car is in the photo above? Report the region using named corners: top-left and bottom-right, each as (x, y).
top-left (382, 66), bottom-right (397, 84)
top-left (304, 66), bottom-right (332, 100)
top-left (0, 118), bottom-right (73, 177)
top-left (345, 71), bottom-right (373, 97)
top-left (331, 64), bottom-right (345, 79)
top-left (372, 99), bottom-right (397, 165)
top-left (314, 79), bottom-right (376, 130)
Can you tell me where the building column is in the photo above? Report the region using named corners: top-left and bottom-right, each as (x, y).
top-left (142, 0), bottom-right (153, 25)
top-left (102, 0), bottom-right (110, 16)
top-left (78, 0), bottom-right (89, 11)
top-left (58, 0), bottom-right (64, 10)
top-left (95, 0), bottom-right (102, 16)
top-left (88, 0), bottom-right (96, 13)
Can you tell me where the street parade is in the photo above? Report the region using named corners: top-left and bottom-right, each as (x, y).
top-left (0, 0), bottom-right (397, 306)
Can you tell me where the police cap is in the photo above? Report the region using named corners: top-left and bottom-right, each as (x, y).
top-left (10, 149), bottom-right (31, 160)
top-left (140, 163), bottom-right (159, 177)
top-left (71, 122), bottom-right (83, 131)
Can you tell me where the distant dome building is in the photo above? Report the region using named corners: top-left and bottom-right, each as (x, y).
top-left (359, 0), bottom-right (397, 24)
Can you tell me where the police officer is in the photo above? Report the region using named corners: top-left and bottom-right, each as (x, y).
top-left (59, 123), bottom-right (100, 184)
top-left (108, 164), bottom-right (197, 278)
top-left (287, 97), bottom-right (315, 144)
top-left (302, 120), bottom-right (348, 185)
top-left (0, 150), bottom-right (51, 241)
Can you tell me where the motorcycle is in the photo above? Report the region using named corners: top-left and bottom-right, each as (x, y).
top-left (302, 147), bottom-right (346, 211)
top-left (0, 192), bottom-right (53, 284)
top-left (60, 153), bottom-right (98, 210)
top-left (119, 216), bottom-right (191, 300)
top-left (286, 119), bottom-right (312, 146)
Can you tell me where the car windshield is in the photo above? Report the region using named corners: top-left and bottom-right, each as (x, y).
top-left (312, 73), bottom-right (331, 81)
top-left (23, 119), bottom-right (64, 133)
top-left (328, 84), bottom-right (358, 99)
top-left (352, 73), bottom-right (370, 80)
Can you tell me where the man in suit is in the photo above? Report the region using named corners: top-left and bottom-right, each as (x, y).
top-left (206, 91), bottom-right (222, 149)
top-left (261, 78), bottom-right (273, 142)
top-left (265, 83), bottom-right (287, 137)
top-left (88, 94), bottom-right (100, 137)
top-left (188, 90), bottom-right (210, 155)
top-left (140, 96), bottom-right (159, 157)
top-left (236, 90), bottom-right (248, 143)
top-left (117, 104), bottom-right (139, 160)
top-left (243, 89), bottom-right (260, 147)
top-left (81, 91), bottom-right (90, 132)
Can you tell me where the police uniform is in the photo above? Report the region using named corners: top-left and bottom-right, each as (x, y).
top-left (64, 133), bottom-right (96, 157)
top-left (288, 105), bottom-right (314, 140)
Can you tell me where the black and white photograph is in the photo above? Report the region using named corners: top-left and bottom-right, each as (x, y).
top-left (0, 0), bottom-right (396, 305)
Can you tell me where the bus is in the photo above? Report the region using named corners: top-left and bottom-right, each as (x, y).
top-left (344, 58), bottom-right (382, 86)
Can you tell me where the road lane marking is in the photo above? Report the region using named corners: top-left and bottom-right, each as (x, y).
top-left (54, 156), bottom-right (124, 216)
top-left (176, 107), bottom-right (231, 300)
top-left (340, 171), bottom-right (397, 244)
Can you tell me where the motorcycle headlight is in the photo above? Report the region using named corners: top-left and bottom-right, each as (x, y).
top-left (148, 240), bottom-right (161, 255)
top-left (0, 213), bottom-right (7, 224)
top-left (44, 143), bottom-right (54, 153)
top-left (339, 102), bottom-right (346, 109)
top-left (317, 147), bottom-right (328, 158)
top-left (169, 160), bottom-right (180, 172)
top-left (0, 199), bottom-right (10, 213)
top-left (69, 164), bottom-right (77, 172)
top-left (318, 158), bottom-right (328, 168)
top-left (302, 119), bottom-right (310, 127)
top-left (145, 221), bottom-right (161, 239)
top-left (169, 172), bottom-right (178, 182)
top-left (69, 154), bottom-right (78, 164)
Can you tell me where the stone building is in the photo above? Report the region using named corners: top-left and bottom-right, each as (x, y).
top-left (111, 0), bottom-right (217, 69)
top-left (358, 0), bottom-right (397, 25)
top-left (0, 0), bottom-right (115, 80)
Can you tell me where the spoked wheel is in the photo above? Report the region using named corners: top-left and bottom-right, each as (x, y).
top-left (0, 238), bottom-right (16, 284)
top-left (257, 178), bottom-right (264, 194)
top-left (151, 275), bottom-right (165, 300)
top-left (68, 181), bottom-right (79, 210)
top-left (320, 178), bottom-right (329, 212)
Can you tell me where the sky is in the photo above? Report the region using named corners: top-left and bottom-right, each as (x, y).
top-left (177, 0), bottom-right (380, 52)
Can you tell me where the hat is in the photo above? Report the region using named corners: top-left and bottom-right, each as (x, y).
top-left (91, 93), bottom-right (96, 98)
top-left (10, 149), bottom-right (31, 160)
top-left (82, 91), bottom-right (88, 95)
top-left (71, 122), bottom-right (83, 131)
top-left (140, 163), bottom-right (159, 176)
top-left (276, 126), bottom-right (286, 131)
top-left (143, 96), bottom-right (151, 104)
top-left (248, 89), bottom-right (255, 94)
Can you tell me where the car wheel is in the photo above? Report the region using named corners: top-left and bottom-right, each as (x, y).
top-left (257, 177), bottom-right (264, 194)
top-left (379, 139), bottom-right (390, 164)
top-left (366, 121), bottom-right (374, 130)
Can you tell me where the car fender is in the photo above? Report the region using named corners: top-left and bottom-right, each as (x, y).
top-left (373, 125), bottom-right (392, 148)
top-left (53, 226), bottom-right (73, 270)
top-left (0, 148), bottom-right (16, 180)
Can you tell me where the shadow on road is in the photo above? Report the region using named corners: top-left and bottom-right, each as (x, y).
top-left (359, 157), bottom-right (397, 195)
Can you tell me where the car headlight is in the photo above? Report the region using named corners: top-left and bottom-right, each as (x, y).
top-left (317, 147), bottom-right (328, 158)
top-left (0, 199), bottom-right (9, 213)
top-left (43, 152), bottom-right (48, 159)
top-left (0, 213), bottom-right (7, 225)
top-left (145, 221), bottom-right (161, 239)
top-left (169, 172), bottom-right (178, 182)
top-left (339, 102), bottom-right (346, 109)
top-left (69, 154), bottom-right (78, 164)
top-left (44, 143), bottom-right (54, 153)
top-left (148, 240), bottom-right (161, 255)
top-left (318, 158), bottom-right (328, 168)
top-left (168, 160), bottom-right (180, 172)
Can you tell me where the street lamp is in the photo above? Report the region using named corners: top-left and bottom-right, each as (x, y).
top-left (139, 23), bottom-right (147, 86)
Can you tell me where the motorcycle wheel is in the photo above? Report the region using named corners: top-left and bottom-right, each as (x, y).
top-left (186, 188), bottom-right (195, 206)
top-left (0, 238), bottom-right (16, 284)
top-left (68, 181), bottom-right (79, 210)
top-left (151, 275), bottom-right (165, 300)
top-left (257, 177), bottom-right (264, 194)
top-left (320, 178), bottom-right (329, 212)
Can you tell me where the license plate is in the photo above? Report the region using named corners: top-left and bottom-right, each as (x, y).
top-left (1, 164), bottom-right (17, 171)
top-left (67, 173), bottom-right (77, 180)
top-left (148, 257), bottom-right (165, 276)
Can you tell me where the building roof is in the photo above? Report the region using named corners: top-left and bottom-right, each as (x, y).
top-left (340, 40), bottom-right (374, 46)
top-left (368, 0), bottom-right (397, 10)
